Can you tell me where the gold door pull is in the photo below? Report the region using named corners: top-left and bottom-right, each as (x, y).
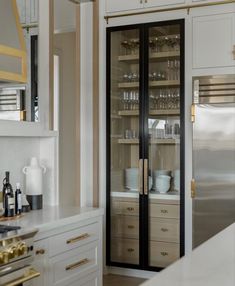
top-left (191, 104), bottom-right (196, 123)
top-left (160, 252), bottom-right (169, 256)
top-left (127, 248), bottom-right (135, 253)
top-left (5, 268), bottom-right (40, 286)
top-left (36, 249), bottom-right (45, 255)
top-left (66, 258), bottom-right (89, 271)
top-left (161, 209), bottom-right (168, 214)
top-left (66, 233), bottom-right (90, 244)
top-left (191, 179), bottom-right (196, 199)
top-left (127, 225), bottom-right (135, 229)
top-left (127, 207), bottom-right (134, 211)
top-left (161, 228), bottom-right (169, 232)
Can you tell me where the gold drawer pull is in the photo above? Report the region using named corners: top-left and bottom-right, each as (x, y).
top-left (66, 233), bottom-right (90, 244)
top-left (127, 225), bottom-right (135, 229)
top-left (127, 248), bottom-right (135, 253)
top-left (5, 268), bottom-right (40, 286)
top-left (36, 249), bottom-right (45, 255)
top-left (127, 207), bottom-right (134, 211)
top-left (161, 252), bottom-right (169, 256)
top-left (66, 258), bottom-right (89, 271)
top-left (161, 209), bottom-right (168, 214)
top-left (161, 228), bottom-right (169, 232)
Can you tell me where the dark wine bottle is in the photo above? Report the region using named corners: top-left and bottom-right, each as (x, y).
top-left (3, 172), bottom-right (15, 217)
top-left (15, 183), bottom-right (22, 215)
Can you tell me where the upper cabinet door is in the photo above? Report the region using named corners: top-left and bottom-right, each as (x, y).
top-left (29, 0), bottom-right (39, 24)
top-left (193, 13), bottom-right (235, 69)
top-left (16, 0), bottom-right (27, 24)
top-left (144, 0), bottom-right (185, 9)
top-left (105, 0), bottom-right (144, 13)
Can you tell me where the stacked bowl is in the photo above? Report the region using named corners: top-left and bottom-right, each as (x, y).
top-left (153, 170), bottom-right (171, 193)
top-left (124, 168), bottom-right (138, 191)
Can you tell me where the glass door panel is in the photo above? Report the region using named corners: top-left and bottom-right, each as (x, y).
top-left (147, 23), bottom-right (182, 268)
top-left (109, 28), bottom-right (140, 265)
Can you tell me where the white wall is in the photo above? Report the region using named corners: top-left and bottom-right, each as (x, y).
top-left (54, 32), bottom-right (77, 207)
top-left (54, 0), bottom-right (76, 33)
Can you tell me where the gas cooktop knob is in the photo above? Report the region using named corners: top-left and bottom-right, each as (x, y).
top-left (0, 252), bottom-right (4, 264)
top-left (3, 251), bottom-right (10, 264)
top-left (18, 242), bottom-right (27, 255)
top-left (9, 246), bottom-right (17, 259)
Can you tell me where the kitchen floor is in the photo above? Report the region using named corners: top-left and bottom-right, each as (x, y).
top-left (103, 274), bottom-right (146, 286)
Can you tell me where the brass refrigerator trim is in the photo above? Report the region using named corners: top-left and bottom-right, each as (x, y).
top-left (191, 104), bottom-right (195, 123)
top-left (191, 179), bottom-right (196, 199)
top-left (104, 0), bottom-right (235, 23)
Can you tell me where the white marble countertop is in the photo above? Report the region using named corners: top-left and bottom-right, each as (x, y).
top-left (142, 223), bottom-right (235, 286)
top-left (1, 206), bottom-right (104, 238)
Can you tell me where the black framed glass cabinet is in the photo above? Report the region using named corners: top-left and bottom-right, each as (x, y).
top-left (106, 19), bottom-right (185, 271)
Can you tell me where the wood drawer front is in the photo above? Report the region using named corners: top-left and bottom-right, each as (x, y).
top-left (112, 201), bottom-right (139, 216)
top-left (111, 238), bottom-right (139, 265)
top-left (150, 218), bottom-right (179, 243)
top-left (50, 242), bottom-right (98, 285)
top-left (150, 204), bottom-right (179, 219)
top-left (150, 241), bottom-right (179, 268)
top-left (49, 223), bottom-right (99, 257)
top-left (112, 215), bottom-right (139, 239)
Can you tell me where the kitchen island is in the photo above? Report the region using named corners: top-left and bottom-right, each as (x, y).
top-left (141, 223), bottom-right (235, 286)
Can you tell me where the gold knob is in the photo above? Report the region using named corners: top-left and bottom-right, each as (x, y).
top-left (3, 251), bottom-right (10, 263)
top-left (0, 252), bottom-right (4, 264)
top-left (18, 242), bottom-right (27, 255)
top-left (36, 249), bottom-right (45, 255)
top-left (9, 246), bottom-right (17, 259)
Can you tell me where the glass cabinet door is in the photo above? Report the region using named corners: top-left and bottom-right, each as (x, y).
top-left (108, 28), bottom-right (141, 266)
top-left (146, 23), bottom-right (183, 268)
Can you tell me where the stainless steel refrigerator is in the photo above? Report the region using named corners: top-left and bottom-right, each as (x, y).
top-left (192, 75), bottom-right (235, 248)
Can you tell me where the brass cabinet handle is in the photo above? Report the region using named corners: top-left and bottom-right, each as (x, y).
top-left (127, 248), bottom-right (135, 252)
top-left (5, 268), bottom-right (40, 286)
top-left (139, 159), bottom-right (143, 195)
top-left (161, 228), bottom-right (169, 232)
top-left (66, 258), bottom-right (89, 271)
top-left (36, 249), bottom-right (45, 255)
top-left (66, 233), bottom-right (90, 244)
top-left (144, 159), bottom-right (148, 195)
top-left (161, 209), bottom-right (168, 214)
top-left (127, 207), bottom-right (134, 211)
top-left (191, 179), bottom-right (196, 199)
top-left (127, 225), bottom-right (135, 229)
top-left (160, 252), bottom-right (169, 256)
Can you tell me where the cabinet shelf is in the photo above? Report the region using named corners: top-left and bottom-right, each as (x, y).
top-left (118, 80), bottom-right (180, 89)
top-left (117, 139), bottom-right (180, 145)
top-left (118, 109), bottom-right (180, 116)
top-left (118, 51), bottom-right (180, 63)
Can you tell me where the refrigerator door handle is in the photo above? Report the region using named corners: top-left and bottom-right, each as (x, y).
top-left (139, 159), bottom-right (144, 195)
top-left (144, 159), bottom-right (148, 196)
top-left (191, 178), bottom-right (196, 199)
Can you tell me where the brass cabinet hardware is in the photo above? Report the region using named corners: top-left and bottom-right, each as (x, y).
top-left (20, 110), bottom-right (26, 121)
top-left (191, 179), bottom-right (196, 199)
top-left (65, 258), bottom-right (89, 271)
top-left (127, 207), bottom-right (134, 211)
top-left (66, 233), bottom-right (90, 244)
top-left (36, 249), bottom-right (45, 255)
top-left (5, 268), bottom-right (40, 286)
top-left (139, 159), bottom-right (144, 195)
top-left (104, 0), bottom-right (235, 23)
top-left (161, 209), bottom-right (168, 214)
top-left (127, 248), bottom-right (135, 252)
top-left (161, 228), bottom-right (169, 232)
top-left (127, 225), bottom-right (135, 229)
top-left (191, 104), bottom-right (196, 123)
top-left (144, 159), bottom-right (148, 196)
top-left (160, 252), bottom-right (169, 256)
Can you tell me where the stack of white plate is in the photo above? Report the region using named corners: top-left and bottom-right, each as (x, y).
top-left (124, 168), bottom-right (138, 191)
top-left (154, 175), bottom-right (171, 193)
top-left (153, 170), bottom-right (171, 190)
top-left (173, 170), bottom-right (180, 192)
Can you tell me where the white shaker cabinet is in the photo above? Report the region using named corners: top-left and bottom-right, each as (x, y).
top-left (17, 0), bottom-right (39, 25)
top-left (29, 0), bottom-right (39, 24)
top-left (193, 12), bottom-right (235, 69)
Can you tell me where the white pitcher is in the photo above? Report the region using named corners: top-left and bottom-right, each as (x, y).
top-left (23, 157), bottom-right (46, 197)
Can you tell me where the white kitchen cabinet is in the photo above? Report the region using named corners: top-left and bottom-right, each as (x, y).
top-left (105, 0), bottom-right (185, 14)
top-left (29, 0), bottom-right (39, 23)
top-left (193, 12), bottom-right (235, 69)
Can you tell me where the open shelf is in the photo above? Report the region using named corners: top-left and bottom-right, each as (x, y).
top-left (117, 138), bottom-right (180, 145)
top-left (118, 80), bottom-right (180, 89)
top-left (118, 109), bottom-right (180, 116)
top-left (118, 51), bottom-right (180, 63)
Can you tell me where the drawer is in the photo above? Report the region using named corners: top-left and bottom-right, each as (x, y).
top-left (112, 201), bottom-right (139, 216)
top-left (150, 218), bottom-right (179, 243)
top-left (50, 242), bottom-right (98, 286)
top-left (49, 223), bottom-right (99, 257)
top-left (150, 204), bottom-right (179, 219)
top-left (150, 241), bottom-right (179, 268)
top-left (111, 238), bottom-right (139, 265)
top-left (68, 271), bottom-right (99, 286)
top-left (112, 215), bottom-right (139, 239)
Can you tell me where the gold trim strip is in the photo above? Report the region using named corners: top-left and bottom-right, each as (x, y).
top-left (104, 0), bottom-right (235, 22)
top-left (5, 268), bottom-right (40, 286)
